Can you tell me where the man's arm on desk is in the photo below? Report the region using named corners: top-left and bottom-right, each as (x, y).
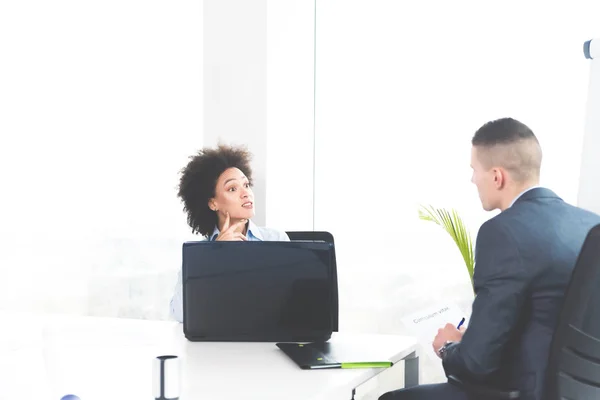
top-left (170, 271), bottom-right (183, 322)
top-left (441, 219), bottom-right (528, 380)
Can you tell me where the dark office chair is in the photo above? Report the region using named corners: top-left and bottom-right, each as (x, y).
top-left (286, 231), bottom-right (339, 332)
top-left (543, 222), bottom-right (600, 399)
top-left (449, 223), bottom-right (600, 399)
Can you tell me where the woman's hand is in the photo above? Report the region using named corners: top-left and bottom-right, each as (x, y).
top-left (215, 212), bottom-right (248, 241)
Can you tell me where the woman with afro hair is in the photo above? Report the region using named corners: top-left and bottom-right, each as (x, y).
top-left (170, 144), bottom-right (289, 322)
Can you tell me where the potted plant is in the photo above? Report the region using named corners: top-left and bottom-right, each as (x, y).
top-left (418, 205), bottom-right (475, 287)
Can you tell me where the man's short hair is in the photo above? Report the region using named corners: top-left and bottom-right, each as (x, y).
top-left (472, 117), bottom-right (542, 183)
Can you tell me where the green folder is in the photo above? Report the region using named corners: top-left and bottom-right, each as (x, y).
top-left (276, 341), bottom-right (393, 370)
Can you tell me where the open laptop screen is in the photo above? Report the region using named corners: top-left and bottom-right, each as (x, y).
top-left (182, 241), bottom-right (335, 342)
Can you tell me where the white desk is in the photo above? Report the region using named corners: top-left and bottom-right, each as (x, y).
top-left (0, 311), bottom-right (418, 400)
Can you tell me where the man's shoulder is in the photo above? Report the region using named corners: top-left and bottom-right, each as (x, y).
top-left (567, 204), bottom-right (600, 223)
top-left (478, 195), bottom-right (600, 247)
top-left (475, 210), bottom-right (534, 247)
top-left (506, 193), bottom-right (600, 227)
top-left (477, 213), bottom-right (509, 236)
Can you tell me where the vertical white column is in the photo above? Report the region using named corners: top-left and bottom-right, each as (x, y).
top-left (203, 0), bottom-right (315, 231)
top-left (203, 0), bottom-right (268, 226)
top-left (266, 1), bottom-right (316, 231)
top-left (578, 39), bottom-right (600, 215)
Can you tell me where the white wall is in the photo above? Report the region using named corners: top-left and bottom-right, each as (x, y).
top-left (578, 38), bottom-right (600, 214)
top-left (0, 0), bottom-right (202, 319)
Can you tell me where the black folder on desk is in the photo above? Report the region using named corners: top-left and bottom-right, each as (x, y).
top-left (277, 341), bottom-right (393, 370)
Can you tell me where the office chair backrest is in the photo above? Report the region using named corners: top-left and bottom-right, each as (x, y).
top-left (286, 231), bottom-right (339, 332)
top-left (544, 223), bottom-right (600, 399)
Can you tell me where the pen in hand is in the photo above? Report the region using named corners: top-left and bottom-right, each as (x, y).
top-left (457, 317), bottom-right (465, 330)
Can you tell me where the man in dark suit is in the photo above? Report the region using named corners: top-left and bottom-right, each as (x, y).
top-left (380, 118), bottom-right (600, 400)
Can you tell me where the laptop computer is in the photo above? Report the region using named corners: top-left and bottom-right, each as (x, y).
top-left (182, 241), bottom-right (336, 342)
top-left (285, 231), bottom-right (338, 332)
top-left (276, 341), bottom-right (393, 370)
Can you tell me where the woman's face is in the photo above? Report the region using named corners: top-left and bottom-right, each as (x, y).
top-left (209, 167), bottom-right (255, 220)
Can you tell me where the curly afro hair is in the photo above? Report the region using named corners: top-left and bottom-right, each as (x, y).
top-left (177, 144), bottom-right (253, 237)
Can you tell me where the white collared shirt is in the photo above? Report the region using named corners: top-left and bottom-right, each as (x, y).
top-left (169, 221), bottom-right (289, 322)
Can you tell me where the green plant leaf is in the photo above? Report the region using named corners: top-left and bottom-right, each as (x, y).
top-left (418, 204), bottom-right (475, 287)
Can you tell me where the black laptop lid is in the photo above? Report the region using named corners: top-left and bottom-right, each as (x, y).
top-left (182, 241), bottom-right (335, 342)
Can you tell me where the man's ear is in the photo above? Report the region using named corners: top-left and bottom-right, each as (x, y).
top-left (493, 168), bottom-right (506, 189)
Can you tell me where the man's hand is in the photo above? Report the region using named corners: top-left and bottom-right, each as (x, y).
top-left (216, 212), bottom-right (248, 241)
top-left (432, 323), bottom-right (466, 358)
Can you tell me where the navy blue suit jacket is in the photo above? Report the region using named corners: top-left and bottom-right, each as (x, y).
top-left (442, 188), bottom-right (600, 400)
